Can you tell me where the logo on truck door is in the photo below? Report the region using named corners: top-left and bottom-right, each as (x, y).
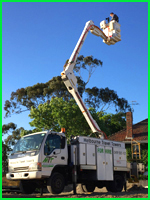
top-left (97, 148), bottom-right (104, 153)
top-left (43, 157), bottom-right (54, 163)
top-left (97, 148), bottom-right (112, 154)
top-left (105, 149), bottom-right (112, 154)
top-left (42, 157), bottom-right (55, 168)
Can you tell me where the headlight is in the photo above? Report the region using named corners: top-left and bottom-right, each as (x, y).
top-left (29, 162), bottom-right (42, 171)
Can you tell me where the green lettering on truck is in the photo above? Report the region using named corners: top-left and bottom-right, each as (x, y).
top-left (105, 149), bottom-right (112, 154)
top-left (97, 148), bottom-right (103, 153)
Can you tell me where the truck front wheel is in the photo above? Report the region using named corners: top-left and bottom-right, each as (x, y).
top-left (20, 180), bottom-right (36, 194)
top-left (47, 172), bottom-right (65, 194)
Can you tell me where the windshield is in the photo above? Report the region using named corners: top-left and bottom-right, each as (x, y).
top-left (12, 133), bottom-right (46, 154)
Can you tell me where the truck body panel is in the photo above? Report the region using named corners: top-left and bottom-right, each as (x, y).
top-left (87, 144), bottom-right (96, 165)
top-left (79, 144), bottom-right (86, 165)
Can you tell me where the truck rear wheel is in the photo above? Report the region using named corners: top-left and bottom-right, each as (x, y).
top-left (47, 172), bottom-right (65, 194)
top-left (20, 180), bottom-right (36, 194)
top-left (82, 183), bottom-right (95, 193)
top-left (109, 175), bottom-right (124, 192)
top-left (106, 183), bottom-right (112, 192)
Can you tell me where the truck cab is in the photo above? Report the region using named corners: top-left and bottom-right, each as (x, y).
top-left (6, 131), bottom-right (68, 193)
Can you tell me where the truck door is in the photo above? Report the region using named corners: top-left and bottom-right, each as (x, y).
top-left (87, 144), bottom-right (96, 165)
top-left (97, 146), bottom-right (105, 180)
top-left (41, 134), bottom-right (67, 176)
top-left (113, 147), bottom-right (127, 167)
top-left (97, 146), bottom-right (113, 180)
top-left (105, 147), bottom-right (113, 180)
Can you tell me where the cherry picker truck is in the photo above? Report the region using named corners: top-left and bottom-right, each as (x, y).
top-left (7, 20), bottom-right (130, 195)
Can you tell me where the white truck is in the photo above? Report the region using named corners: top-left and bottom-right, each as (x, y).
top-left (7, 20), bottom-right (128, 194)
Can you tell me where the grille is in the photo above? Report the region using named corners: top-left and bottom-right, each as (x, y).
top-left (14, 166), bottom-right (29, 172)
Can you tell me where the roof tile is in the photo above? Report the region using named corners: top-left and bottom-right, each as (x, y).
top-left (108, 118), bottom-right (148, 142)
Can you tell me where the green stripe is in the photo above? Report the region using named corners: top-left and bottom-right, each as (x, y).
top-left (42, 165), bottom-right (53, 168)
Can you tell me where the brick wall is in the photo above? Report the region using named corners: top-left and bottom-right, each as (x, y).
top-left (126, 112), bottom-right (133, 138)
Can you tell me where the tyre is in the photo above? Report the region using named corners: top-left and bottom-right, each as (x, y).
top-left (110, 175), bottom-right (124, 192)
top-left (82, 183), bottom-right (95, 193)
top-left (20, 180), bottom-right (36, 194)
top-left (106, 183), bottom-right (112, 192)
top-left (97, 181), bottom-right (104, 189)
top-left (47, 172), bottom-right (65, 194)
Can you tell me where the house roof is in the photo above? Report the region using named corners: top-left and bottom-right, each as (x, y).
top-left (108, 118), bottom-right (148, 142)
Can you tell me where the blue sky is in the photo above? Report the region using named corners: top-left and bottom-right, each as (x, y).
top-left (2, 2), bottom-right (148, 133)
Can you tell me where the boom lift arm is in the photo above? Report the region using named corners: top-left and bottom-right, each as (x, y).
top-left (61, 20), bottom-right (121, 138)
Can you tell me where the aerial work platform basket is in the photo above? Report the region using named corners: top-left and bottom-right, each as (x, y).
top-left (100, 20), bottom-right (121, 45)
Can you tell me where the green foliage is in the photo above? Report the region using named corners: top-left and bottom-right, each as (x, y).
top-left (141, 149), bottom-right (148, 167)
top-left (74, 55), bottom-right (103, 86)
top-left (4, 76), bottom-right (85, 118)
top-left (85, 87), bottom-right (131, 113)
top-left (2, 141), bottom-right (12, 173)
top-left (2, 123), bottom-right (19, 172)
top-left (126, 147), bottom-right (132, 161)
top-left (4, 55), bottom-right (131, 118)
top-left (29, 97), bottom-right (91, 139)
top-left (4, 127), bottom-right (24, 146)
top-left (87, 108), bottom-right (108, 136)
top-left (29, 97), bottom-right (127, 140)
top-left (126, 146), bottom-right (148, 166)
top-left (20, 129), bottom-right (40, 137)
top-left (3, 76), bottom-right (67, 118)
top-left (2, 123), bottom-right (23, 146)
top-left (2, 122), bottom-right (17, 136)
top-left (98, 112), bottom-right (126, 136)
top-left (138, 174), bottom-right (148, 180)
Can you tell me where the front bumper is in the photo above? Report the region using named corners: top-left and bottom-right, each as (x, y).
top-left (6, 171), bottom-right (42, 180)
